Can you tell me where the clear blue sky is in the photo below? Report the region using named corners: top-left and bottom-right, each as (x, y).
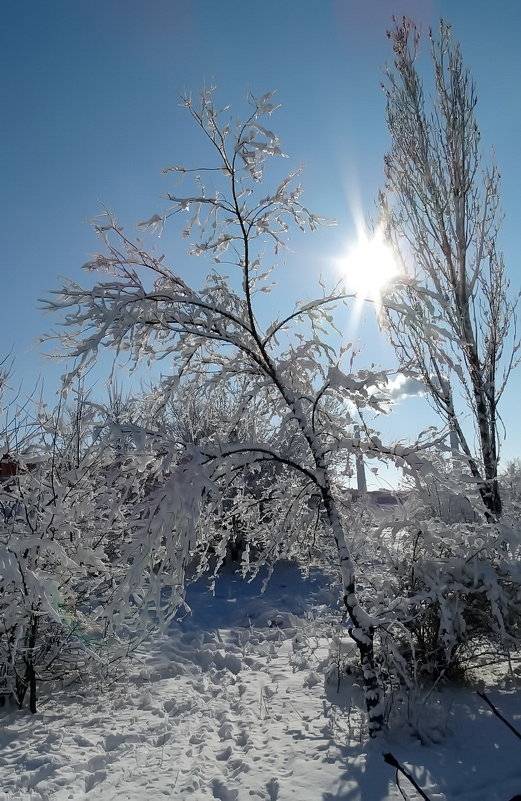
top-left (2, 0), bottom-right (521, 480)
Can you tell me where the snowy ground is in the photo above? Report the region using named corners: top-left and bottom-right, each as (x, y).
top-left (1, 562), bottom-right (521, 800)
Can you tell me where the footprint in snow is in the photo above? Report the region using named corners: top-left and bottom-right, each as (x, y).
top-left (216, 745), bottom-right (233, 761)
top-left (218, 722), bottom-right (234, 740)
top-left (73, 734), bottom-right (95, 748)
top-left (86, 754), bottom-right (108, 772)
top-left (154, 731), bottom-right (171, 748)
top-left (84, 769), bottom-right (107, 792)
top-left (266, 777), bottom-right (280, 800)
top-left (211, 777), bottom-right (239, 801)
top-left (103, 733), bottom-right (130, 752)
top-left (235, 728), bottom-right (249, 747)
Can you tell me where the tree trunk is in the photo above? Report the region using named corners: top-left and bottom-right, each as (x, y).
top-left (18, 614), bottom-right (38, 713)
top-left (320, 482), bottom-right (383, 736)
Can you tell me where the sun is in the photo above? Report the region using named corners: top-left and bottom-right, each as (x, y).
top-left (339, 227), bottom-right (398, 302)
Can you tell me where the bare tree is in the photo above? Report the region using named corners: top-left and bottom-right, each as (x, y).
top-left (380, 18), bottom-right (519, 518)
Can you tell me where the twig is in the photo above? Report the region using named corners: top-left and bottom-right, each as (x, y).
top-left (383, 752), bottom-right (434, 801)
top-left (477, 691), bottom-right (521, 741)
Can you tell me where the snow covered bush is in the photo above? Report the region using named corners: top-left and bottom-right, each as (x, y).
top-left (373, 498), bottom-right (521, 684)
top-left (0, 390), bottom-right (205, 711)
top-left (0, 401), bottom-right (109, 711)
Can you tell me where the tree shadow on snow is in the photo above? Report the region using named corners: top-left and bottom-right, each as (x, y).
top-left (321, 742), bottom-right (397, 801)
top-left (323, 686), bottom-right (521, 801)
top-left (319, 673), bottom-right (398, 801)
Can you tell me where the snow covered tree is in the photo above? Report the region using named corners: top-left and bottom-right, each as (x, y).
top-left (379, 19), bottom-right (519, 519)
top-left (43, 89), bottom-right (430, 734)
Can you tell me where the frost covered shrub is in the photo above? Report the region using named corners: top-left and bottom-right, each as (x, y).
top-left (376, 515), bottom-right (521, 680)
top-left (0, 424), bottom-right (138, 712)
top-left (499, 460), bottom-right (521, 534)
top-left (0, 399), bottom-right (207, 712)
top-left (0, 458), bottom-right (107, 711)
top-left (416, 480), bottom-right (479, 525)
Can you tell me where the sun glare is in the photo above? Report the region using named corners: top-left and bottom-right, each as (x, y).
top-left (340, 228), bottom-right (398, 302)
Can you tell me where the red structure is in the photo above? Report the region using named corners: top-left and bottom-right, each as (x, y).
top-left (0, 454), bottom-right (18, 480)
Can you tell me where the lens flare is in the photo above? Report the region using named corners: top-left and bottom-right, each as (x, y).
top-left (339, 226), bottom-right (398, 303)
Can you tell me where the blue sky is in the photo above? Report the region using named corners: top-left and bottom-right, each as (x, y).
top-left (2, 1), bottom-right (521, 482)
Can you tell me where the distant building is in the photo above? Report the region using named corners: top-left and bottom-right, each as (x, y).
top-left (0, 454), bottom-right (18, 480)
top-left (347, 487), bottom-right (405, 507)
top-left (0, 453), bottom-right (39, 482)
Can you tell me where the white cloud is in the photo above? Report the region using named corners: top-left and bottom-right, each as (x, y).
top-left (387, 374), bottom-right (426, 401)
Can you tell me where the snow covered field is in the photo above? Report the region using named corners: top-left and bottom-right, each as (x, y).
top-left (1, 563), bottom-right (520, 801)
